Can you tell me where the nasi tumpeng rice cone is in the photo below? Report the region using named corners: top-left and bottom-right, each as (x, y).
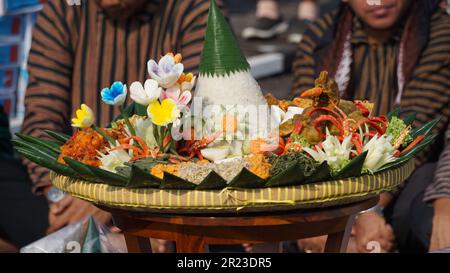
top-left (194, 0), bottom-right (267, 107)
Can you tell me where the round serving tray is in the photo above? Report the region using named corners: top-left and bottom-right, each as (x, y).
top-left (51, 160), bottom-right (414, 214)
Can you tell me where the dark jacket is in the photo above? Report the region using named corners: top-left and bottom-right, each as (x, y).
top-left (0, 105), bottom-right (13, 159)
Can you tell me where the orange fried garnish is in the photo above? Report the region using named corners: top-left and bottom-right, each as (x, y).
top-left (246, 154), bottom-right (271, 180)
top-left (278, 100), bottom-right (290, 112)
top-left (264, 93), bottom-right (279, 106)
top-left (292, 97), bottom-right (313, 108)
top-left (57, 128), bottom-right (109, 167)
top-left (150, 164), bottom-right (179, 179)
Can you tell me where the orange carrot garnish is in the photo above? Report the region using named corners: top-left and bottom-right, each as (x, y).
top-left (399, 135), bottom-right (425, 157)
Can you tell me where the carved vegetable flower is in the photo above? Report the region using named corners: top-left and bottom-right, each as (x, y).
top-left (101, 81), bottom-right (127, 106)
top-left (363, 134), bottom-right (396, 173)
top-left (71, 104), bottom-right (95, 128)
top-left (303, 129), bottom-right (354, 173)
top-left (130, 79), bottom-right (162, 106)
top-left (147, 53), bottom-right (184, 88)
top-left (271, 105), bottom-right (304, 126)
top-left (147, 99), bottom-right (181, 126)
top-left (177, 73), bottom-right (196, 91)
top-left (98, 144), bottom-right (132, 173)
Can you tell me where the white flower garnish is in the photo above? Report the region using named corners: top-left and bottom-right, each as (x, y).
top-left (363, 134), bottom-right (396, 173)
top-left (303, 129), bottom-right (354, 172)
top-left (98, 144), bottom-right (132, 173)
top-left (271, 105), bottom-right (304, 126)
top-left (129, 79), bottom-right (162, 106)
top-left (130, 116), bottom-right (158, 148)
top-left (200, 146), bottom-right (230, 162)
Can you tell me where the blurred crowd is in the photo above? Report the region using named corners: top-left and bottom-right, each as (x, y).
top-left (1, 0), bottom-right (450, 253)
top-left (241, 0), bottom-right (320, 43)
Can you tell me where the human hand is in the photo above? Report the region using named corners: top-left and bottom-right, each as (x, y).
top-left (150, 239), bottom-right (175, 253)
top-left (48, 195), bottom-right (112, 234)
top-left (243, 243), bottom-right (253, 253)
top-left (430, 198), bottom-right (450, 252)
top-left (352, 212), bottom-right (394, 253)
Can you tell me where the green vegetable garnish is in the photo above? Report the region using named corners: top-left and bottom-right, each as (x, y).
top-left (290, 133), bottom-right (311, 148)
top-left (386, 116), bottom-right (412, 147)
top-left (330, 158), bottom-right (351, 176)
top-left (268, 151), bottom-right (318, 176)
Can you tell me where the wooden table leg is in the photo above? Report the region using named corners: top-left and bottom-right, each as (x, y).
top-left (175, 233), bottom-right (206, 253)
top-left (124, 233), bottom-right (152, 253)
top-left (324, 214), bottom-right (356, 253)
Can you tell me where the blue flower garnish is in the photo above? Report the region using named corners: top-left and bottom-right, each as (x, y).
top-left (101, 81), bottom-right (127, 106)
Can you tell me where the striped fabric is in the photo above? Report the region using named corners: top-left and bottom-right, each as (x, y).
top-left (292, 9), bottom-right (450, 201)
top-left (50, 160), bottom-right (415, 213)
top-left (292, 12), bottom-right (337, 94)
top-left (21, 0), bottom-right (215, 194)
top-left (350, 19), bottom-right (400, 116)
top-left (424, 123), bottom-right (450, 202)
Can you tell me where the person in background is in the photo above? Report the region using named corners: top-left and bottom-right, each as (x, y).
top-left (242, 0), bottom-right (319, 43)
top-left (0, 105), bottom-right (13, 159)
top-left (292, 0), bottom-right (450, 252)
top-left (21, 0), bottom-right (214, 249)
top-left (0, 105), bottom-right (48, 252)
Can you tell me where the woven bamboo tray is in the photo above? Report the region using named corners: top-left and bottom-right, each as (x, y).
top-left (51, 160), bottom-right (414, 214)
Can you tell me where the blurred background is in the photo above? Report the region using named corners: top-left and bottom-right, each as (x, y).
top-left (227, 0), bottom-right (338, 98)
top-left (0, 0), bottom-right (44, 136)
top-left (0, 0), bottom-right (340, 135)
top-left (0, 0), bottom-right (339, 253)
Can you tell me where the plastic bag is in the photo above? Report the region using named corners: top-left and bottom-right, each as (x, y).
top-left (20, 217), bottom-right (127, 253)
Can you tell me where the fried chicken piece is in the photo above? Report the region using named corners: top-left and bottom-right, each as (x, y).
top-left (300, 71), bottom-right (340, 107)
top-left (292, 97), bottom-right (314, 108)
top-left (278, 100), bottom-right (290, 112)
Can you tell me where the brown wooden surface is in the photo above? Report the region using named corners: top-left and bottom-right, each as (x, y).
top-left (124, 234), bottom-right (152, 253)
top-left (100, 197), bottom-right (378, 253)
